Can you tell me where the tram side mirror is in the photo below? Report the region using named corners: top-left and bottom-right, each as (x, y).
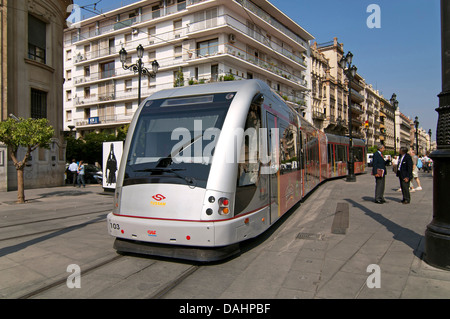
top-left (251, 93), bottom-right (264, 105)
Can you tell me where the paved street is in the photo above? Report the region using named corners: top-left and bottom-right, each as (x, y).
top-left (0, 170), bottom-right (449, 299)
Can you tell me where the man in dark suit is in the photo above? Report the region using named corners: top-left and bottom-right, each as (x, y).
top-left (397, 146), bottom-right (413, 204)
top-left (372, 144), bottom-right (387, 204)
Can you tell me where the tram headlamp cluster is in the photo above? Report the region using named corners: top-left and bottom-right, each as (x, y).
top-left (218, 197), bottom-right (230, 215)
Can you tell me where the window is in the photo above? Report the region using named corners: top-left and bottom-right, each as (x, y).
top-left (28, 14), bottom-right (46, 64)
top-left (66, 90), bottom-right (72, 101)
top-left (125, 102), bottom-right (133, 115)
top-left (279, 120), bottom-right (299, 173)
top-left (66, 110), bottom-right (72, 122)
top-left (211, 64), bottom-right (218, 82)
top-left (66, 50), bottom-right (72, 61)
top-left (100, 61), bottom-right (115, 79)
top-left (125, 79), bottom-right (133, 92)
top-left (66, 69), bottom-right (72, 81)
top-left (235, 95), bottom-right (263, 215)
top-left (197, 38), bottom-right (218, 57)
top-left (31, 89), bottom-right (47, 119)
top-left (84, 66), bottom-right (90, 77)
top-left (173, 19), bottom-right (182, 31)
top-left (84, 87), bottom-right (91, 98)
top-left (174, 45), bottom-right (182, 59)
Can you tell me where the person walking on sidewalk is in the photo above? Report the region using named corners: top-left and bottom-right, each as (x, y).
top-left (372, 144), bottom-right (387, 204)
top-left (68, 159), bottom-right (78, 187)
top-left (410, 150), bottom-right (423, 191)
top-left (77, 160), bottom-right (86, 188)
top-left (397, 146), bottom-right (413, 204)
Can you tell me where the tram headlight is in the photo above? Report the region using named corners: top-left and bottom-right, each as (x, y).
top-left (218, 197), bottom-right (230, 215)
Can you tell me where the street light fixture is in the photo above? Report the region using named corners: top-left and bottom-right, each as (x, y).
top-left (414, 116), bottom-right (419, 155)
top-left (119, 44), bottom-right (159, 105)
top-left (390, 93), bottom-right (399, 155)
top-left (339, 51), bottom-right (357, 182)
top-left (428, 129), bottom-right (432, 152)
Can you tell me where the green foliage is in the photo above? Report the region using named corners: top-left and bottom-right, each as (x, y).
top-left (0, 118), bottom-right (54, 151)
top-left (0, 118), bottom-right (54, 166)
top-left (173, 67), bottom-right (184, 87)
top-left (67, 131), bottom-right (117, 165)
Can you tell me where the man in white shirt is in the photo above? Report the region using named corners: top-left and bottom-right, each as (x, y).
top-left (68, 159), bottom-right (78, 187)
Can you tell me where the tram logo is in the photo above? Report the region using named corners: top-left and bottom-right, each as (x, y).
top-left (151, 194), bottom-right (167, 207)
top-left (152, 194), bottom-right (166, 201)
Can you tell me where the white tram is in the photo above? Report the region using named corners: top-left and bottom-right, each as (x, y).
top-left (107, 80), bottom-right (366, 261)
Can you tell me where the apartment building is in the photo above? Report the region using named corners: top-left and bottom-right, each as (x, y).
top-left (63, 0), bottom-right (314, 137)
top-left (310, 38), bottom-right (401, 151)
top-left (310, 38), bottom-right (365, 140)
top-left (0, 0), bottom-right (72, 191)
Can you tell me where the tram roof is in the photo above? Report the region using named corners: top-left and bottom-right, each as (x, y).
top-left (145, 79), bottom-right (267, 101)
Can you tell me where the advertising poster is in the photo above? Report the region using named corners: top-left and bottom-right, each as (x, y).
top-left (102, 141), bottom-right (123, 190)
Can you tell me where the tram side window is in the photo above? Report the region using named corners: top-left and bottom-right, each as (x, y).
top-left (235, 99), bottom-right (262, 215)
top-left (328, 144), bottom-right (334, 165)
top-left (353, 147), bottom-right (363, 162)
top-left (237, 102), bottom-right (261, 187)
top-left (279, 119), bottom-right (299, 174)
top-left (336, 145), bottom-right (347, 162)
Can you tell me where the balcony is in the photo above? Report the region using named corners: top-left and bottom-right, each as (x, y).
top-left (76, 113), bottom-right (134, 128)
top-left (350, 88), bottom-right (364, 103)
top-left (222, 43), bottom-right (307, 90)
top-left (187, 14), bottom-right (307, 69)
top-left (68, 0), bottom-right (197, 45)
top-left (233, 0), bottom-right (309, 49)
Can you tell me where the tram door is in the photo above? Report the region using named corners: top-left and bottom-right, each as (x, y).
top-left (266, 113), bottom-right (279, 223)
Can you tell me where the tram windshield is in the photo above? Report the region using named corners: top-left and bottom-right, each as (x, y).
top-left (123, 92), bottom-right (236, 188)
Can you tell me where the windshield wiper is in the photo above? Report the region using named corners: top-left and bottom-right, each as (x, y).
top-left (134, 168), bottom-right (197, 187)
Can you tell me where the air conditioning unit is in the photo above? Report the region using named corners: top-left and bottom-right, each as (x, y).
top-left (132, 28), bottom-right (139, 35)
top-left (229, 34), bottom-right (236, 43)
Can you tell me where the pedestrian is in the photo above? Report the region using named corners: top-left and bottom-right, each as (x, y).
top-left (77, 160), bottom-right (86, 188)
top-left (372, 144), bottom-right (387, 204)
top-left (410, 150), bottom-right (423, 191)
top-left (392, 155), bottom-right (398, 174)
top-left (397, 146), bottom-right (413, 204)
top-left (68, 159), bottom-right (78, 187)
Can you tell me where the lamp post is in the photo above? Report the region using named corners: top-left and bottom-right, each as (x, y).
top-left (119, 44), bottom-right (159, 105)
top-left (390, 93), bottom-right (399, 155)
top-left (428, 129), bottom-right (432, 152)
top-left (425, 0), bottom-right (450, 270)
top-left (339, 51), bottom-right (357, 182)
top-left (414, 116), bottom-right (419, 155)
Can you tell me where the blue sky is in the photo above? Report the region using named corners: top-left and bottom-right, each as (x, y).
top-left (72, 0), bottom-right (441, 139)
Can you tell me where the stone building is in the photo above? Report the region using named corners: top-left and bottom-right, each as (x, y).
top-left (0, 0), bottom-right (72, 191)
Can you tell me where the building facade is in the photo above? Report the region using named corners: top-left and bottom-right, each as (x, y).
top-left (63, 0), bottom-right (314, 138)
top-left (0, 0), bottom-right (72, 191)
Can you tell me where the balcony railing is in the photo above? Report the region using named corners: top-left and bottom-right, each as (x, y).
top-left (234, 0), bottom-right (308, 48)
top-left (188, 14), bottom-right (307, 68)
top-left (68, 0), bottom-right (202, 45)
top-left (224, 43), bottom-right (307, 88)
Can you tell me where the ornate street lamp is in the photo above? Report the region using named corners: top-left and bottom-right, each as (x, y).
top-left (425, 0), bottom-right (450, 270)
top-left (119, 44), bottom-right (159, 105)
top-left (339, 51), bottom-right (357, 182)
top-left (390, 93), bottom-right (399, 155)
top-left (428, 129), bottom-right (432, 152)
top-left (414, 116), bottom-right (419, 155)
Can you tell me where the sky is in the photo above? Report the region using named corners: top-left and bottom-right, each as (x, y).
top-left (71, 0), bottom-right (442, 140)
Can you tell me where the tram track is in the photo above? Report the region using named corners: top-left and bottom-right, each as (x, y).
top-left (0, 209), bottom-right (112, 229)
top-left (0, 210), bottom-right (110, 242)
top-left (17, 254), bottom-right (124, 299)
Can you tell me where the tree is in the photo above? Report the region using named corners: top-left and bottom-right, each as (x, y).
top-left (0, 117), bottom-right (54, 203)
